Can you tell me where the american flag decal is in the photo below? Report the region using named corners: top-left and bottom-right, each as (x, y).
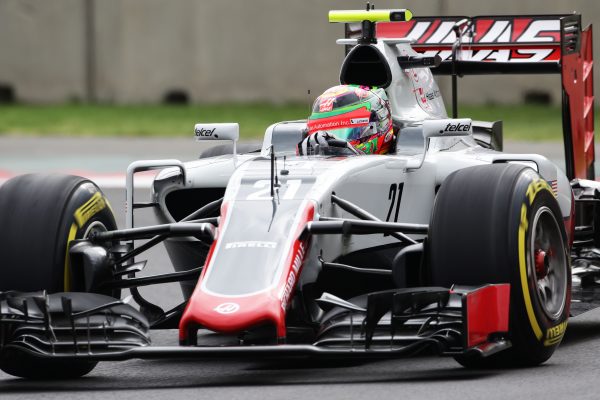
top-left (550, 180), bottom-right (558, 197)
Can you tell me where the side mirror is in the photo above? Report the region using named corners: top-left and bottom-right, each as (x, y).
top-left (194, 123), bottom-right (239, 142)
top-left (399, 119), bottom-right (473, 172)
top-left (194, 123), bottom-right (239, 158)
top-left (422, 118), bottom-right (472, 139)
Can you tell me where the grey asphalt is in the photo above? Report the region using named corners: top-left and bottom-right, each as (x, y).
top-left (0, 136), bottom-right (262, 175)
top-left (0, 136), bottom-right (575, 175)
top-left (2, 137), bottom-right (600, 398)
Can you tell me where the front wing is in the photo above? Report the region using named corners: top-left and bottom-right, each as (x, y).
top-left (0, 284), bottom-right (510, 362)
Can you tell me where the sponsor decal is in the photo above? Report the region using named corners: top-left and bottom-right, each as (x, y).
top-left (397, 19), bottom-right (559, 45)
top-left (280, 271), bottom-right (296, 310)
top-left (310, 120), bottom-right (342, 131)
top-left (425, 89), bottom-right (441, 101)
top-left (544, 320), bottom-right (567, 346)
top-left (214, 302), bottom-right (240, 314)
top-left (319, 97), bottom-right (335, 112)
top-left (308, 106), bottom-right (371, 134)
top-left (65, 192), bottom-right (108, 291)
top-left (290, 242), bottom-right (306, 273)
top-left (525, 179), bottom-right (551, 205)
top-left (195, 127), bottom-right (217, 138)
top-left (74, 192), bottom-right (107, 229)
top-left (279, 242), bottom-right (306, 310)
top-left (224, 241), bottom-right (277, 249)
top-left (439, 122), bottom-right (471, 133)
top-left (375, 17), bottom-right (562, 63)
top-left (308, 117), bottom-right (368, 134)
top-left (350, 117), bottom-right (369, 125)
top-left (412, 87), bottom-right (442, 104)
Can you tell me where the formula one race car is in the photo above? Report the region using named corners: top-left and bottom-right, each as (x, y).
top-left (0, 7), bottom-right (596, 378)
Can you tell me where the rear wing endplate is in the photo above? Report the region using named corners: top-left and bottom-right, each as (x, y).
top-left (346, 14), bottom-right (594, 179)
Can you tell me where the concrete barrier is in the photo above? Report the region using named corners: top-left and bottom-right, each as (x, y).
top-left (0, 0), bottom-right (597, 105)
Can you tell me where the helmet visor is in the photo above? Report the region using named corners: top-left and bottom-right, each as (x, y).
top-left (324, 125), bottom-right (373, 141)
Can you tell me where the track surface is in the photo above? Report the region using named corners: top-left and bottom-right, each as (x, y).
top-left (0, 136), bottom-right (580, 175)
top-left (2, 138), bottom-right (600, 398)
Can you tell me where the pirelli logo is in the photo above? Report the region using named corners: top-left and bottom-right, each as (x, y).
top-left (74, 192), bottom-right (106, 228)
top-left (525, 179), bottom-right (551, 205)
top-left (225, 241), bottom-right (277, 249)
top-left (544, 320), bottom-right (567, 346)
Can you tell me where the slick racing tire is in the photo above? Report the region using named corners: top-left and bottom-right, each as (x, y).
top-left (0, 174), bottom-right (117, 293)
top-left (0, 349), bottom-right (97, 380)
top-left (0, 174), bottom-right (117, 378)
top-left (429, 164), bottom-right (570, 368)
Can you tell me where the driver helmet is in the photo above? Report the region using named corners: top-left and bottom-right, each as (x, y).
top-left (307, 85), bottom-right (394, 155)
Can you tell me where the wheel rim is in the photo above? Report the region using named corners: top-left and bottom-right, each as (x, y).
top-left (83, 221), bottom-right (108, 239)
top-left (529, 206), bottom-right (567, 319)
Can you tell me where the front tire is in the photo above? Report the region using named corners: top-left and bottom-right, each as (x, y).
top-left (0, 174), bottom-right (117, 379)
top-left (429, 164), bottom-right (570, 367)
top-left (0, 350), bottom-right (97, 380)
top-left (0, 174), bottom-right (117, 293)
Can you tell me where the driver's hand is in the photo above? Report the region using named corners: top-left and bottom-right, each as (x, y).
top-left (298, 131), bottom-right (360, 155)
top-left (298, 131), bottom-right (333, 155)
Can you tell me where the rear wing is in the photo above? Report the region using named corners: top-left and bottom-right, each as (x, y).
top-left (345, 14), bottom-right (594, 180)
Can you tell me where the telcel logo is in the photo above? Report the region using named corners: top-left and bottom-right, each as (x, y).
top-left (195, 127), bottom-right (217, 137)
top-left (442, 122), bottom-right (471, 132)
top-left (214, 302), bottom-right (239, 314)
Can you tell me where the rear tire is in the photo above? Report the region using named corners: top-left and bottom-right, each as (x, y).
top-left (0, 174), bottom-right (117, 378)
top-left (429, 164), bottom-right (570, 368)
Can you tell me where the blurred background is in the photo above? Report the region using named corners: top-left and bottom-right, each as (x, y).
top-left (0, 0), bottom-right (596, 139)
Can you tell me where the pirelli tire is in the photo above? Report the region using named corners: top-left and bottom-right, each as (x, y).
top-left (429, 163), bottom-right (570, 368)
top-left (0, 174), bottom-right (117, 293)
top-left (0, 174), bottom-right (117, 379)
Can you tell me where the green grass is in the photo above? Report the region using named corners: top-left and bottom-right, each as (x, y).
top-left (0, 103), bottom-right (594, 141)
top-left (459, 104), bottom-right (575, 142)
top-left (0, 103), bottom-right (310, 138)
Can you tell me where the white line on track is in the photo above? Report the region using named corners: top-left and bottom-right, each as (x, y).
top-left (0, 170), bottom-right (156, 189)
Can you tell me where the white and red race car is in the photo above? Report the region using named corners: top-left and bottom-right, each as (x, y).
top-left (0, 7), bottom-right (595, 378)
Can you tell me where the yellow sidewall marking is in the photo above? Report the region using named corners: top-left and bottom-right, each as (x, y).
top-left (544, 337), bottom-right (562, 346)
top-left (74, 192), bottom-right (106, 229)
top-left (518, 203), bottom-right (543, 340)
top-left (519, 179), bottom-right (561, 342)
top-left (544, 320), bottom-right (567, 346)
top-left (63, 192), bottom-right (109, 292)
top-left (63, 223), bottom-right (78, 291)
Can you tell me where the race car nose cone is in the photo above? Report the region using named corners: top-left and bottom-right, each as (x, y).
top-left (179, 287), bottom-right (284, 344)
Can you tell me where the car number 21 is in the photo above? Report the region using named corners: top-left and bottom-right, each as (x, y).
top-left (386, 183), bottom-right (404, 222)
top-left (246, 179), bottom-right (302, 200)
